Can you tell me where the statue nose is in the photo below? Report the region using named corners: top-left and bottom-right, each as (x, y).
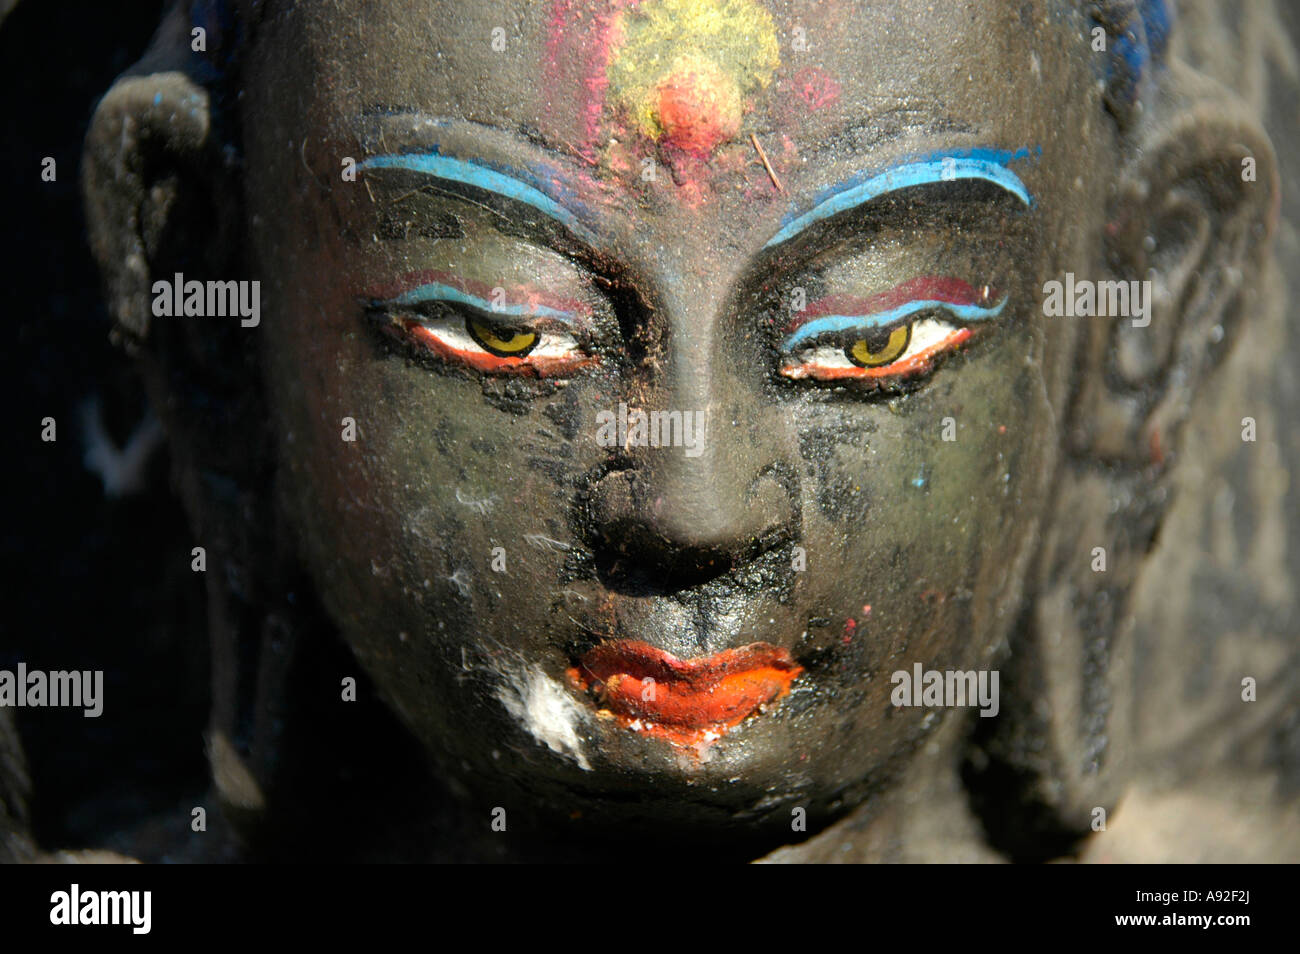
top-left (581, 260), bottom-right (799, 592)
top-left (585, 400), bottom-right (797, 593)
top-left (587, 451), bottom-right (794, 592)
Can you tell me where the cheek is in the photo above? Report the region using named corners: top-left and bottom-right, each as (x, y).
top-left (791, 337), bottom-right (1051, 658)
top-left (273, 334), bottom-right (595, 633)
top-left (257, 225), bottom-right (596, 657)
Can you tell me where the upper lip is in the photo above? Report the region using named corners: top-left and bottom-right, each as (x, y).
top-left (568, 639), bottom-right (803, 748)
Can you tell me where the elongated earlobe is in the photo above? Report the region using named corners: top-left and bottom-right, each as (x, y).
top-left (82, 10), bottom-right (279, 845)
top-left (966, 63), bottom-right (1280, 859)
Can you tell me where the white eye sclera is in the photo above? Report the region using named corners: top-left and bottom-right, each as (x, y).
top-left (779, 294), bottom-right (1007, 382)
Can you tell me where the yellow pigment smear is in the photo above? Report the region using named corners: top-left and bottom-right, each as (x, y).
top-left (607, 0), bottom-right (779, 150)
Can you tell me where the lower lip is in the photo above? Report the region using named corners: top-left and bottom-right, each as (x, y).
top-left (567, 640), bottom-right (803, 751)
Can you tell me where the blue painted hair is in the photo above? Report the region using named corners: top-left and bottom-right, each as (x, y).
top-left (1091, 0), bottom-right (1173, 127)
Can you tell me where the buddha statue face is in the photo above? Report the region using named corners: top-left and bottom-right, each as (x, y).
top-left (241, 0), bottom-right (1100, 820)
top-left (84, 0), bottom-right (1277, 849)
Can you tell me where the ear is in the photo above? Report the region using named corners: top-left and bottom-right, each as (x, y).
top-left (966, 63), bottom-right (1280, 858)
top-left (81, 6), bottom-right (257, 596)
top-left (82, 5), bottom-right (288, 840)
top-left (82, 8), bottom-right (243, 344)
top-left (1070, 60), bottom-right (1280, 468)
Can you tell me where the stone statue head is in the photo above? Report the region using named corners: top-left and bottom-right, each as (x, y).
top-left (82, 0), bottom-right (1281, 860)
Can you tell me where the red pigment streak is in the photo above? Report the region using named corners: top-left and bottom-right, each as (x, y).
top-left (568, 640), bottom-right (803, 751)
top-left (1149, 426), bottom-right (1165, 465)
top-left (790, 66), bottom-right (842, 111)
top-left (368, 270), bottom-right (592, 320)
top-left (400, 320), bottom-right (594, 377)
top-left (782, 328), bottom-right (974, 382)
top-left (545, 0), bottom-right (636, 164)
top-left (786, 276), bottom-right (996, 334)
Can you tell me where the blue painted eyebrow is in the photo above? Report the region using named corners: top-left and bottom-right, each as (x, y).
top-left (358, 152), bottom-right (595, 244)
top-left (765, 150), bottom-right (1034, 249)
top-left (782, 297), bottom-right (1007, 350)
top-left (379, 282), bottom-right (578, 324)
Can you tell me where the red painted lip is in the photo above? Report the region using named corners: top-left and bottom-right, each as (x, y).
top-left (567, 640), bottom-right (803, 750)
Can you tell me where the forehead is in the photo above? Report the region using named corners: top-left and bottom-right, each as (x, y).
top-left (267, 0), bottom-right (1082, 149)
top-left (249, 0), bottom-right (1093, 261)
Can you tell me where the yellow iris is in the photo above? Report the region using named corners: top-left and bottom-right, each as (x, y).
top-left (467, 317), bottom-right (538, 358)
top-left (847, 325), bottom-right (910, 368)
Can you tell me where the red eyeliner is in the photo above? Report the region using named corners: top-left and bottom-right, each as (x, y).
top-left (786, 275), bottom-right (998, 335)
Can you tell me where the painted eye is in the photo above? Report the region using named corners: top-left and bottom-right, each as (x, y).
top-left (778, 281), bottom-right (1007, 384)
top-left (394, 310), bottom-right (587, 376)
top-left (466, 317), bottom-right (539, 357)
top-left (846, 324), bottom-right (910, 368)
top-left (781, 314), bottom-right (972, 382)
top-left (365, 274), bottom-right (596, 377)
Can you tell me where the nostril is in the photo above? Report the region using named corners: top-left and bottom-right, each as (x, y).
top-left (585, 468), bottom-right (734, 594)
top-left (582, 466), bottom-right (796, 596)
top-left (593, 524), bottom-right (735, 594)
